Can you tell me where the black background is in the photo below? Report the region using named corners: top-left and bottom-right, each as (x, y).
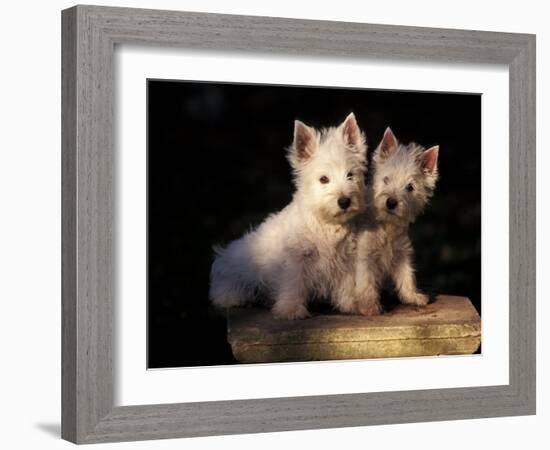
top-left (148, 80), bottom-right (481, 368)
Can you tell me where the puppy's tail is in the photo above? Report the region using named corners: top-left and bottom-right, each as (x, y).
top-left (212, 244), bottom-right (224, 257)
top-left (209, 243), bottom-right (254, 309)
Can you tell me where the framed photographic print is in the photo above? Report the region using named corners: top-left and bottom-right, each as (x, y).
top-left (62, 4), bottom-right (535, 444)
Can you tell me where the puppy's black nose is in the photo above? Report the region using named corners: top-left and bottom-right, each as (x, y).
top-left (386, 197), bottom-right (398, 210)
top-left (338, 197), bottom-right (351, 210)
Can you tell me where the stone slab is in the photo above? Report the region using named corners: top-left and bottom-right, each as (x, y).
top-left (227, 295), bottom-right (481, 363)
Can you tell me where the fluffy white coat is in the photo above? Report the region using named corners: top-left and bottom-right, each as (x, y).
top-left (353, 127), bottom-right (439, 315)
top-left (209, 113), bottom-right (368, 319)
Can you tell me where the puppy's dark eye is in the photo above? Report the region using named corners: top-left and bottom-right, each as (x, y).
top-left (406, 183), bottom-right (415, 192)
top-left (319, 176), bottom-right (330, 184)
top-left (346, 171), bottom-right (353, 180)
top-left (383, 176), bottom-right (390, 185)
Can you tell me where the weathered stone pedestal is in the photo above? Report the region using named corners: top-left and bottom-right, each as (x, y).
top-left (227, 295), bottom-right (481, 363)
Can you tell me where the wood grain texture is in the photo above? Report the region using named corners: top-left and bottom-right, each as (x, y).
top-left (62, 5), bottom-right (114, 442)
top-left (61, 4), bottom-right (536, 444)
top-left (508, 34), bottom-right (536, 412)
top-left (61, 7), bottom-right (77, 443)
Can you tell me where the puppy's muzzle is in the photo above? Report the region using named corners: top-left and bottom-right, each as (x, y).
top-left (337, 196), bottom-right (351, 210)
top-left (386, 197), bottom-right (398, 210)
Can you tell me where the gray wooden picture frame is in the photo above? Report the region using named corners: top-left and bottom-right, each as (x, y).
top-left (61, 4), bottom-right (536, 444)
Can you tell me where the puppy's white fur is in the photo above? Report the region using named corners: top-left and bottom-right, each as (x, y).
top-left (353, 127), bottom-right (439, 315)
top-left (209, 113), bottom-right (368, 319)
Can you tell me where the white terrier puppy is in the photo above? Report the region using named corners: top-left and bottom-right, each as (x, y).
top-left (354, 127), bottom-right (439, 316)
top-left (209, 113), bottom-right (368, 319)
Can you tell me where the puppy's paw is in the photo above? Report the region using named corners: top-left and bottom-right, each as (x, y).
top-left (356, 298), bottom-right (383, 317)
top-left (272, 302), bottom-right (311, 320)
top-left (336, 299), bottom-right (361, 315)
top-left (401, 291), bottom-right (429, 306)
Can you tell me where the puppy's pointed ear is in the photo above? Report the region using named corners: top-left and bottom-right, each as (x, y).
top-left (341, 112), bottom-right (368, 158)
top-left (378, 127), bottom-right (398, 159)
top-left (292, 120), bottom-right (315, 162)
top-left (342, 112), bottom-right (360, 146)
top-left (420, 145), bottom-right (439, 175)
